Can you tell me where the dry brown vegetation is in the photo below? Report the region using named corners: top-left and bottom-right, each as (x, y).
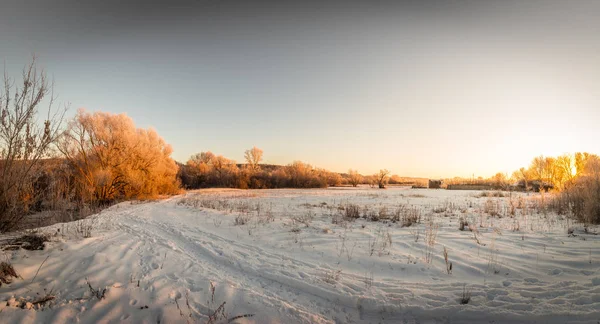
top-left (0, 59), bottom-right (66, 231)
top-left (0, 59), bottom-right (181, 232)
top-left (58, 109), bottom-right (180, 203)
top-left (0, 261), bottom-right (19, 287)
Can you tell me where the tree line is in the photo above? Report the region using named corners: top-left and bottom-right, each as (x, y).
top-left (447, 153), bottom-right (600, 223)
top-left (0, 60), bottom-right (389, 231)
top-left (178, 148), bottom-right (395, 190)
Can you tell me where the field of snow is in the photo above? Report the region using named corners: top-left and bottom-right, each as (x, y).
top-left (1, 187), bottom-right (600, 323)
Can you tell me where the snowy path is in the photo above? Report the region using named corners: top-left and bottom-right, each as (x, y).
top-left (1, 188), bottom-right (600, 323)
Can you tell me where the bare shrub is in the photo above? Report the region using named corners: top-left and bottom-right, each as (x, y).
top-left (555, 160), bottom-right (600, 224)
top-left (0, 58), bottom-right (66, 232)
top-left (459, 217), bottom-right (469, 231)
top-left (400, 206), bottom-right (421, 227)
top-left (292, 210), bottom-right (315, 227)
top-left (483, 199), bottom-right (500, 217)
top-left (234, 214), bottom-right (251, 226)
top-left (378, 206), bottom-right (389, 220)
top-left (343, 203), bottom-right (361, 220)
top-left (391, 204), bottom-right (405, 222)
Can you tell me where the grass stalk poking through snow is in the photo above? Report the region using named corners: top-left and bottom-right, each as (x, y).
top-left (443, 246), bottom-right (452, 274)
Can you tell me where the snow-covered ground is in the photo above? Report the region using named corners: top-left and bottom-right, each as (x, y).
top-left (1, 187), bottom-right (600, 323)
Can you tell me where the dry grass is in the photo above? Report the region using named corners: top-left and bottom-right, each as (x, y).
top-left (0, 261), bottom-right (19, 287)
top-left (443, 246), bottom-right (452, 274)
top-left (397, 206), bottom-right (421, 227)
top-left (292, 210), bottom-right (315, 227)
top-left (322, 268), bottom-right (342, 285)
top-left (2, 233), bottom-right (49, 251)
top-left (86, 277), bottom-right (107, 300)
top-left (343, 203), bottom-right (361, 220)
top-left (234, 214), bottom-right (251, 226)
top-left (425, 218), bottom-right (439, 264)
top-left (483, 199), bottom-right (501, 217)
top-left (460, 284), bottom-right (472, 304)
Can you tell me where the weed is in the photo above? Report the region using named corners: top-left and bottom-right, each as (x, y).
top-left (86, 277), bottom-right (107, 300)
top-left (443, 246), bottom-right (452, 274)
top-left (460, 284), bottom-right (471, 304)
top-left (425, 218), bottom-right (439, 263)
top-left (344, 204), bottom-right (361, 220)
top-left (0, 261), bottom-right (19, 287)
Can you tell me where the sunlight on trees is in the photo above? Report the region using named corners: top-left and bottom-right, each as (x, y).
top-left (244, 146), bottom-right (263, 173)
top-left (58, 109), bottom-right (179, 203)
top-left (348, 169), bottom-right (361, 187)
top-left (376, 169), bottom-right (390, 189)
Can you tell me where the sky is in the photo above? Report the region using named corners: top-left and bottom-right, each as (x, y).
top-left (1, 0), bottom-right (598, 178)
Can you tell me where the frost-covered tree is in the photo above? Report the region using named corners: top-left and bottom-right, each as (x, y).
top-left (376, 169), bottom-right (390, 189)
top-left (58, 109), bottom-right (179, 203)
top-left (244, 146), bottom-right (263, 172)
top-left (348, 169), bottom-right (361, 187)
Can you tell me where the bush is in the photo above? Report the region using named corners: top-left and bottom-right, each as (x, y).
top-left (559, 176), bottom-right (600, 224)
top-left (344, 204), bottom-right (361, 219)
top-left (401, 207), bottom-right (421, 227)
top-left (551, 156), bottom-right (600, 224)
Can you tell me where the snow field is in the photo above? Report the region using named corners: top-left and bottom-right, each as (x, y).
top-left (1, 187), bottom-right (599, 323)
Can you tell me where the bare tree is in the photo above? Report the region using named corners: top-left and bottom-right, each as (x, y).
top-left (555, 153), bottom-right (575, 189)
top-left (244, 146), bottom-right (263, 172)
top-left (0, 58), bottom-right (65, 231)
top-left (491, 172), bottom-right (508, 189)
top-left (512, 167), bottom-right (532, 190)
top-left (348, 169), bottom-right (361, 187)
top-left (376, 169), bottom-right (390, 189)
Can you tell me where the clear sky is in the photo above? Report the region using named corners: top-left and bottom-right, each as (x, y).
top-left (1, 0), bottom-right (598, 178)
